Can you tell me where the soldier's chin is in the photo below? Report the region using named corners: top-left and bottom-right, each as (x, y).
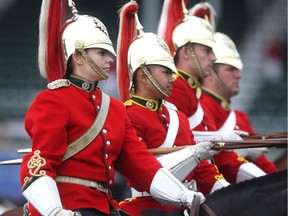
top-left (232, 89), bottom-right (239, 96)
top-left (202, 70), bottom-right (210, 77)
top-left (102, 70), bottom-right (110, 79)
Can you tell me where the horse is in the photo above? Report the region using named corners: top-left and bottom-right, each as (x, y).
top-left (141, 169), bottom-right (287, 216)
top-left (0, 207), bottom-right (22, 216)
top-left (1, 170), bottom-right (287, 216)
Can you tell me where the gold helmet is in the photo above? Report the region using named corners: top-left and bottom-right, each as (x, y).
top-left (172, 16), bottom-right (215, 50)
top-left (38, 0), bottom-right (115, 81)
top-left (213, 32), bottom-right (243, 70)
top-left (117, 1), bottom-right (176, 101)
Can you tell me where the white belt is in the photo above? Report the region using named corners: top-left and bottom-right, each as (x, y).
top-left (218, 110), bottom-right (236, 132)
top-left (159, 102), bottom-right (179, 148)
top-left (131, 188), bottom-right (151, 197)
top-left (188, 102), bottom-right (204, 130)
top-left (56, 176), bottom-right (110, 194)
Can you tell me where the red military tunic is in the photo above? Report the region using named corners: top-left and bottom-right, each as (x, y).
top-left (119, 95), bottom-right (224, 215)
top-left (20, 78), bottom-right (163, 215)
top-left (166, 69), bottom-right (248, 184)
top-left (200, 88), bottom-right (278, 174)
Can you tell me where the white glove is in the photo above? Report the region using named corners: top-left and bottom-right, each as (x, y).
top-left (156, 142), bottom-right (219, 182)
top-left (192, 141), bottom-right (219, 160)
top-left (193, 130), bottom-right (246, 142)
top-left (150, 168), bottom-right (205, 208)
top-left (179, 190), bottom-right (205, 208)
top-left (23, 175), bottom-right (75, 216)
top-left (235, 147), bottom-right (269, 160)
top-left (219, 131), bottom-right (244, 141)
top-left (233, 130), bottom-right (249, 137)
top-left (51, 208), bottom-right (77, 216)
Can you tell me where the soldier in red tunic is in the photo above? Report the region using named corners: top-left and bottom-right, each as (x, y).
top-left (19, 1), bottom-right (207, 215)
top-left (116, 2), bottom-right (230, 215)
top-left (158, 0), bottom-right (266, 184)
top-left (200, 32), bottom-right (278, 174)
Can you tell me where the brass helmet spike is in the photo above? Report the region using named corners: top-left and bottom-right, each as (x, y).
top-left (182, 0), bottom-right (189, 21)
top-left (129, 0), bottom-right (143, 37)
top-left (204, 14), bottom-right (209, 23)
top-left (68, 0), bottom-right (79, 18)
top-left (135, 12), bottom-right (144, 38)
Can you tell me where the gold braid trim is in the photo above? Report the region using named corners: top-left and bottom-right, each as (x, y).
top-left (75, 40), bottom-right (108, 80)
top-left (141, 65), bottom-right (170, 98)
top-left (23, 150), bottom-right (46, 190)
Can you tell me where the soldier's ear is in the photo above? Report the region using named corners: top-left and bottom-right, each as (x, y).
top-left (71, 52), bottom-right (83, 65)
top-left (180, 45), bottom-right (191, 60)
top-left (137, 69), bottom-right (149, 84)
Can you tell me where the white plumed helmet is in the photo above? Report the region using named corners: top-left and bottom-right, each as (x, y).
top-left (172, 16), bottom-right (215, 50)
top-left (128, 33), bottom-right (177, 77)
top-left (213, 32), bottom-right (243, 70)
top-left (38, 0), bottom-right (115, 81)
top-left (62, 15), bottom-right (116, 62)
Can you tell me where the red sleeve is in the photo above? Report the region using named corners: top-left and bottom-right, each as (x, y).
top-left (200, 92), bottom-right (228, 129)
top-left (191, 160), bottom-right (226, 196)
top-left (213, 151), bottom-right (247, 184)
top-left (21, 90), bottom-right (70, 185)
top-left (234, 111), bottom-right (278, 173)
top-left (114, 114), bottom-right (163, 192)
top-left (253, 155), bottom-right (278, 174)
top-left (235, 110), bottom-right (255, 134)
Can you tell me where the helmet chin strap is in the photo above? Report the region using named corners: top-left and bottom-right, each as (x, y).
top-left (141, 65), bottom-right (170, 98)
top-left (188, 46), bottom-right (209, 79)
top-left (210, 69), bottom-right (234, 99)
top-left (75, 40), bottom-right (109, 80)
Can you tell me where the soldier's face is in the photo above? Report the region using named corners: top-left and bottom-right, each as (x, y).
top-left (84, 48), bottom-right (114, 81)
top-left (88, 48), bottom-right (114, 72)
top-left (148, 65), bottom-right (175, 99)
top-left (217, 64), bottom-right (241, 96)
top-left (193, 44), bottom-right (216, 76)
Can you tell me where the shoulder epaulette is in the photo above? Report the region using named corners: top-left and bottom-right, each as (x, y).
top-left (47, 79), bottom-right (71, 90)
